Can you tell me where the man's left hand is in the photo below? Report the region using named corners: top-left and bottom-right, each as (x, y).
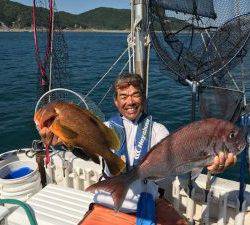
top-left (207, 152), bottom-right (237, 174)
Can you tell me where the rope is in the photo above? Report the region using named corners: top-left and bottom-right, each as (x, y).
top-left (127, 33), bottom-right (135, 73)
top-left (32, 0), bottom-right (47, 88)
top-left (0, 199), bottom-right (38, 225)
top-left (98, 56), bottom-right (132, 106)
top-left (48, 0), bottom-right (55, 94)
top-left (84, 47), bottom-right (129, 99)
top-left (98, 85), bottom-right (112, 106)
top-left (32, 0), bottom-right (54, 92)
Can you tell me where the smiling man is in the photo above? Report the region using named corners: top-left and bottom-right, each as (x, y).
top-left (93, 73), bottom-right (237, 213)
top-left (93, 73), bottom-right (169, 213)
top-left (111, 73), bottom-right (169, 172)
top-left (114, 76), bottom-right (144, 121)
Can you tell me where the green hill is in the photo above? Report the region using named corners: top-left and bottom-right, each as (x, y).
top-left (0, 0), bottom-right (187, 31)
top-left (0, 0), bottom-right (131, 30)
top-left (0, 0), bottom-right (32, 28)
top-left (78, 8), bottom-right (130, 30)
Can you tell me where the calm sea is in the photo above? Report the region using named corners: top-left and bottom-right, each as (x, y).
top-left (0, 32), bottom-right (249, 183)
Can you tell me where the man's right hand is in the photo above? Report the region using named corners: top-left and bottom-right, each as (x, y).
top-left (207, 152), bottom-right (237, 174)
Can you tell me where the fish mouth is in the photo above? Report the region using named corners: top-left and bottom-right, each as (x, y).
top-left (220, 142), bottom-right (246, 157)
top-left (38, 127), bottom-right (59, 146)
top-left (35, 108), bottom-right (60, 146)
top-left (42, 115), bottom-right (57, 129)
top-left (34, 105), bottom-right (58, 130)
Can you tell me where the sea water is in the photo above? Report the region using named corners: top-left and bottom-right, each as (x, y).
top-left (0, 32), bottom-right (249, 183)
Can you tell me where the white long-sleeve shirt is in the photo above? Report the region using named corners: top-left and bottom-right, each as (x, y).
top-left (93, 116), bottom-right (169, 212)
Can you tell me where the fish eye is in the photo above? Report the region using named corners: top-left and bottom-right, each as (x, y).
top-left (229, 131), bottom-right (236, 139)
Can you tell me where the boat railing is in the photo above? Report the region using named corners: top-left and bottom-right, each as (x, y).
top-left (163, 175), bottom-right (250, 225)
top-left (44, 154), bottom-right (102, 190)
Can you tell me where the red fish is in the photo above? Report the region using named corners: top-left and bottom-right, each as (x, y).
top-left (34, 101), bottom-right (126, 175)
top-left (86, 118), bottom-right (246, 210)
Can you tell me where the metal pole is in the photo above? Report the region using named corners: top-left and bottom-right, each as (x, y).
top-left (185, 79), bottom-right (198, 122)
top-left (133, 0), bottom-right (147, 77)
top-left (186, 80), bottom-right (198, 224)
top-left (191, 81), bottom-right (198, 121)
top-left (132, 0), bottom-right (149, 111)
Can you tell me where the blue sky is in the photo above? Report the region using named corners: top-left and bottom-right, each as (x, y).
top-left (13, 0), bottom-right (130, 14)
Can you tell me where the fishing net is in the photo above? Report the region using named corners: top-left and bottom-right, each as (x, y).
top-left (32, 1), bottom-right (105, 121)
top-left (32, 0), bottom-right (69, 106)
top-left (198, 50), bottom-right (247, 122)
top-left (199, 86), bottom-right (244, 122)
top-left (149, 0), bottom-right (250, 83)
top-left (149, 0), bottom-right (250, 121)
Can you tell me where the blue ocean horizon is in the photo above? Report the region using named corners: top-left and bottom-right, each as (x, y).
top-left (0, 32), bottom-right (249, 183)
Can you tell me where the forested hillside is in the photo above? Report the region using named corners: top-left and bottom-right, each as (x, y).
top-left (0, 0), bottom-right (130, 30)
top-left (0, 0), bottom-right (186, 31)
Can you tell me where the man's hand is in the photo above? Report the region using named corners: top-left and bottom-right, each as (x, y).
top-left (207, 152), bottom-right (237, 174)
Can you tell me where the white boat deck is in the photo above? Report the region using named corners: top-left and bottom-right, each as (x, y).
top-left (6, 184), bottom-right (94, 225)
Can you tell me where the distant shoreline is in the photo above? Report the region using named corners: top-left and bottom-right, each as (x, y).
top-left (0, 28), bottom-right (129, 33)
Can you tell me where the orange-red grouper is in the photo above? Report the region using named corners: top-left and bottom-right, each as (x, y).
top-left (86, 118), bottom-right (246, 210)
top-left (34, 101), bottom-right (125, 175)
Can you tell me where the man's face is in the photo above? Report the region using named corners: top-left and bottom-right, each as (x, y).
top-left (114, 85), bottom-right (143, 121)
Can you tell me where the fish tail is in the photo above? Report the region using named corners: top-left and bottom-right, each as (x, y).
top-left (105, 152), bottom-right (126, 176)
top-left (86, 169), bottom-right (138, 211)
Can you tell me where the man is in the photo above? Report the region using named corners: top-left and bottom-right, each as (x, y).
top-left (93, 73), bottom-right (236, 212)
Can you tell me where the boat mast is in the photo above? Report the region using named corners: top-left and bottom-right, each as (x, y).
top-left (131, 0), bottom-right (150, 101)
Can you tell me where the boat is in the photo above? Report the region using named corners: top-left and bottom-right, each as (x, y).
top-left (0, 0), bottom-right (249, 224)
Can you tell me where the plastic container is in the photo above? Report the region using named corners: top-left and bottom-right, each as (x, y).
top-left (0, 161), bottom-right (42, 201)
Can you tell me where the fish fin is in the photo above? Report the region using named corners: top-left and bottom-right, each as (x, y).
top-left (72, 148), bottom-right (100, 164)
top-left (86, 169), bottom-right (137, 211)
top-left (104, 127), bottom-right (120, 151)
top-left (173, 154), bottom-right (212, 175)
top-left (105, 152), bottom-right (126, 176)
top-left (51, 119), bottom-right (78, 139)
top-left (191, 168), bottom-right (203, 180)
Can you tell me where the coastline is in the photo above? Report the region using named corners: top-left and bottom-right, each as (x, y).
top-left (0, 28), bottom-right (129, 33)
